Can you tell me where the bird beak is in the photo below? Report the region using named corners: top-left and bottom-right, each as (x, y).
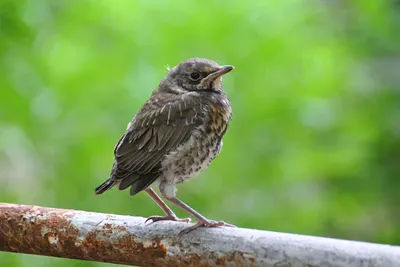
top-left (204, 65), bottom-right (234, 84)
top-left (215, 65), bottom-right (235, 77)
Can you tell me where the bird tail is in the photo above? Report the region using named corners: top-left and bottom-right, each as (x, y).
top-left (94, 178), bottom-right (116, 195)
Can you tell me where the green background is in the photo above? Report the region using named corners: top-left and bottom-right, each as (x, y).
top-left (1, 0), bottom-right (399, 266)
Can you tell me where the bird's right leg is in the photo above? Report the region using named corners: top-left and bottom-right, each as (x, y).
top-left (159, 182), bottom-right (236, 235)
top-left (144, 187), bottom-right (191, 223)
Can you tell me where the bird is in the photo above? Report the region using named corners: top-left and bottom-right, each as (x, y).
top-left (94, 58), bottom-right (235, 234)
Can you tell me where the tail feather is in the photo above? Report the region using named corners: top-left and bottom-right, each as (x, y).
top-left (94, 179), bottom-right (116, 195)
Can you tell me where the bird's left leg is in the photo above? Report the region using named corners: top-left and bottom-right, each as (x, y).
top-left (159, 182), bottom-right (235, 235)
top-left (144, 187), bottom-right (191, 223)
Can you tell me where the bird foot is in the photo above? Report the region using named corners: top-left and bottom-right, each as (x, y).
top-left (145, 215), bottom-right (191, 224)
top-left (179, 219), bottom-right (236, 236)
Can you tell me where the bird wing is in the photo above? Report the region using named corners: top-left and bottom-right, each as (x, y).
top-left (112, 94), bottom-right (205, 195)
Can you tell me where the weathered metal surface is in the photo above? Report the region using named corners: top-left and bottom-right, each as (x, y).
top-left (0, 203), bottom-right (256, 266)
top-left (0, 203), bottom-right (400, 267)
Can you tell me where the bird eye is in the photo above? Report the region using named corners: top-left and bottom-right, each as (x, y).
top-left (190, 72), bottom-right (201, 81)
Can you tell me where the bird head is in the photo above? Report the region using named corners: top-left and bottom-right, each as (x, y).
top-left (158, 58), bottom-right (234, 94)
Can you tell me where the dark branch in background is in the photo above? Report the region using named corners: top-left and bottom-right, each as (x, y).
top-left (0, 203), bottom-right (399, 267)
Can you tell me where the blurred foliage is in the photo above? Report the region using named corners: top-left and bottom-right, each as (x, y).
top-left (1, 0), bottom-right (400, 266)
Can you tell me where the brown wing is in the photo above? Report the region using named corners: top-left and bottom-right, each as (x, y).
top-left (111, 94), bottom-right (205, 195)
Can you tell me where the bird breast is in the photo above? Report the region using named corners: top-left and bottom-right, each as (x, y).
top-left (161, 129), bottom-right (222, 185)
top-left (159, 92), bottom-right (231, 185)
top-left (208, 101), bottom-right (232, 137)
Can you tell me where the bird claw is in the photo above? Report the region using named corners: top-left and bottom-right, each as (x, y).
top-left (179, 220), bottom-right (236, 236)
top-left (145, 215), bottom-right (191, 224)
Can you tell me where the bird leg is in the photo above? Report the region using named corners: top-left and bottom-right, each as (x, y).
top-left (159, 185), bottom-right (235, 235)
top-left (144, 187), bottom-right (191, 223)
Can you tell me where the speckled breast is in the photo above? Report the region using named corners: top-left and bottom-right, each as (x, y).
top-left (161, 93), bottom-right (232, 185)
top-left (208, 102), bottom-right (232, 137)
top-left (166, 132), bottom-right (222, 185)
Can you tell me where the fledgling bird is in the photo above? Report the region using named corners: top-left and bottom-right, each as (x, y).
top-left (95, 58), bottom-right (234, 234)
